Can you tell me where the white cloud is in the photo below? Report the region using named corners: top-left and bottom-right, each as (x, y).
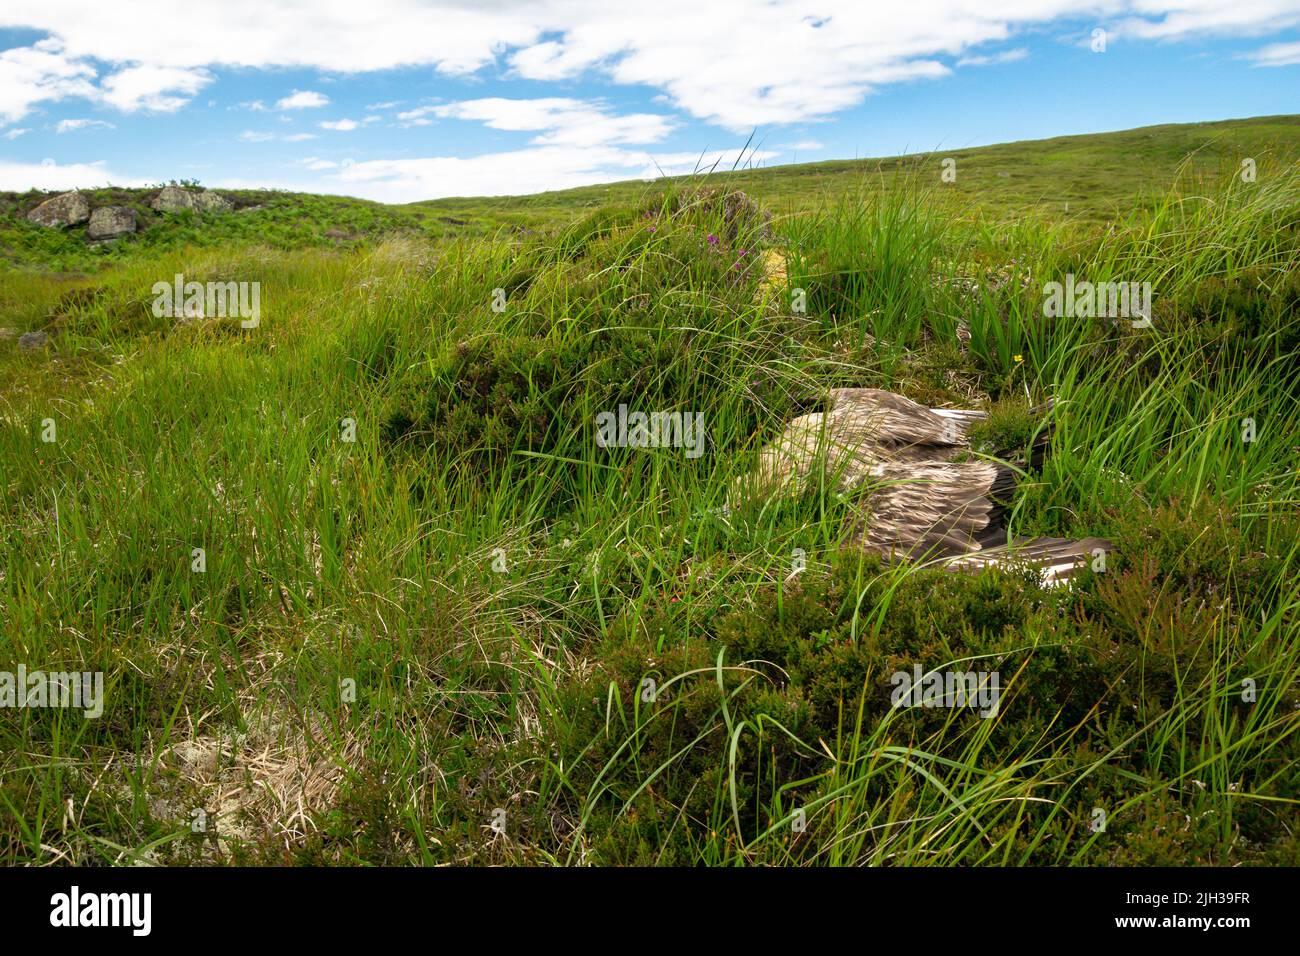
top-left (99, 64), bottom-right (211, 111)
top-left (0, 38), bottom-right (96, 124)
top-left (428, 97), bottom-right (675, 146)
top-left (55, 117), bottom-right (114, 132)
top-left (300, 156), bottom-right (339, 170)
top-left (240, 129), bottom-right (318, 142)
top-left (0, 157), bottom-right (144, 190)
top-left (0, 39), bottom-right (210, 122)
top-left (3, 127), bottom-right (31, 139)
top-left (1115, 1), bottom-right (1300, 42)
top-left (276, 89), bottom-right (329, 110)
top-left (323, 143), bottom-right (775, 202)
top-left (1246, 40), bottom-right (1300, 66)
top-left (957, 47), bottom-right (1029, 66)
top-left (395, 105), bottom-right (437, 127)
top-left (3, 2), bottom-right (1298, 130)
top-left (319, 118), bottom-right (359, 131)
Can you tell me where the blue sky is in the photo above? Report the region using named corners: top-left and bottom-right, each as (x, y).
top-left (1, 1), bottom-right (1298, 202)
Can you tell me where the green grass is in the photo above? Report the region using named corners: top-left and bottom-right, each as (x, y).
top-left (0, 118), bottom-right (1297, 866)
top-left (411, 114), bottom-right (1300, 233)
top-left (4, 114), bottom-right (1300, 275)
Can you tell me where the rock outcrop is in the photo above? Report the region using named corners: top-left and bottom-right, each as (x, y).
top-left (87, 206), bottom-right (138, 240)
top-left (27, 191), bottom-right (91, 228)
top-left (195, 190), bottom-right (233, 213)
top-left (151, 184), bottom-right (195, 212)
top-left (152, 185), bottom-right (233, 213)
top-left (151, 185), bottom-right (198, 213)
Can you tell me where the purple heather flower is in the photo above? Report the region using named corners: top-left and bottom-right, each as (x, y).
top-left (706, 233), bottom-right (719, 246)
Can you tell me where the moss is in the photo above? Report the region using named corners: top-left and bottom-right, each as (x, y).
top-left (964, 398), bottom-right (1045, 461)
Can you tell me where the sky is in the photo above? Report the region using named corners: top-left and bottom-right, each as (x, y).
top-left (1, 1), bottom-right (1298, 203)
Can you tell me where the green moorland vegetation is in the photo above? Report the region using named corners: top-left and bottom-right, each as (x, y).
top-left (4, 114), bottom-right (1300, 275)
top-left (0, 116), bottom-right (1297, 865)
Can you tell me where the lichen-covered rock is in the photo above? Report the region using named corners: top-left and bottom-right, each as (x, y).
top-left (151, 186), bottom-right (233, 214)
top-left (195, 190), bottom-right (233, 213)
top-left (26, 191), bottom-right (90, 228)
top-left (151, 185), bottom-right (198, 213)
top-left (87, 206), bottom-right (137, 240)
top-left (18, 330), bottom-right (49, 350)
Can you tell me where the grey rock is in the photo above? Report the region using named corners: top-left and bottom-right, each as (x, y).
top-left (18, 330), bottom-right (49, 350)
top-left (151, 186), bottom-right (234, 214)
top-left (195, 190), bottom-right (233, 213)
top-left (151, 185), bottom-right (198, 213)
top-left (87, 206), bottom-right (137, 240)
top-left (26, 191), bottom-right (90, 228)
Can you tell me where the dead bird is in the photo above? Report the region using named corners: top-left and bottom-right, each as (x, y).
top-left (739, 388), bottom-right (1112, 585)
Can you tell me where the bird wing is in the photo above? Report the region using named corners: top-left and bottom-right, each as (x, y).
top-left (736, 409), bottom-right (882, 501)
top-left (946, 536), bottom-right (1116, 587)
top-left (737, 390), bottom-right (990, 504)
top-left (852, 460), bottom-right (1013, 560)
top-left (828, 388), bottom-right (974, 457)
top-left (742, 412), bottom-right (832, 496)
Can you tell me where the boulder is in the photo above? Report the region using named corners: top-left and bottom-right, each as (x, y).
top-left (151, 186), bottom-right (233, 214)
top-left (151, 185), bottom-right (198, 213)
top-left (195, 190), bottom-right (233, 213)
top-left (87, 206), bottom-right (137, 240)
top-left (18, 330), bottom-right (49, 350)
top-left (27, 191), bottom-right (90, 228)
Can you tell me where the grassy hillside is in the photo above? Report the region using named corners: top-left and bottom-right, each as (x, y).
top-left (0, 118), bottom-right (1298, 866)
top-left (0, 186), bottom-right (435, 273)
top-left (419, 113), bottom-right (1300, 226)
top-left (2, 114), bottom-right (1298, 275)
